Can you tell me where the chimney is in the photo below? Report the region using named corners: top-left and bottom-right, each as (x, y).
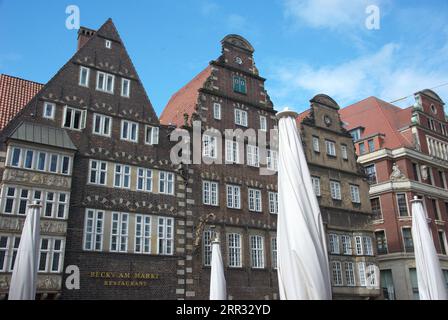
top-left (77, 27), bottom-right (96, 50)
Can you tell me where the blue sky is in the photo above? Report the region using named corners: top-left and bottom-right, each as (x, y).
top-left (1, 0), bottom-right (447, 115)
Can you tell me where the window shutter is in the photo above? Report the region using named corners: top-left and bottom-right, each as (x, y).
top-left (151, 127), bottom-right (159, 145)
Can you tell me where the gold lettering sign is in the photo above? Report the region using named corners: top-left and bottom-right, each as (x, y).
top-left (89, 271), bottom-right (160, 287)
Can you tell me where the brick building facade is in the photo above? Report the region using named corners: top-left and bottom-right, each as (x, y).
top-left (340, 90), bottom-right (448, 300)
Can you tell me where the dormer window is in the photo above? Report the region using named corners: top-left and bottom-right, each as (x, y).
top-left (350, 128), bottom-right (362, 141)
top-left (233, 76), bottom-right (246, 94)
top-left (105, 40), bottom-right (112, 49)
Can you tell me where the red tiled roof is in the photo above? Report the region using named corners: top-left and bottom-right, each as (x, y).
top-left (160, 66), bottom-right (212, 127)
top-left (0, 74), bottom-right (43, 131)
top-left (296, 109), bottom-right (311, 126)
top-left (340, 96), bottom-right (414, 150)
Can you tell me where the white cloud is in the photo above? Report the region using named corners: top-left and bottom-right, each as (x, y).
top-left (268, 42), bottom-right (448, 109)
top-left (227, 14), bottom-right (247, 31)
top-left (283, 0), bottom-right (384, 31)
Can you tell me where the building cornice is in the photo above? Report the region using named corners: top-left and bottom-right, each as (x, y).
top-left (369, 179), bottom-right (448, 198)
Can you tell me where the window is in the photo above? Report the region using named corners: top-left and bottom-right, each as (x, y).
top-left (213, 103), bottom-right (221, 120)
top-left (412, 163), bottom-right (421, 182)
top-left (17, 189), bottom-right (30, 215)
top-left (137, 168), bottom-right (153, 192)
top-left (10, 148), bottom-right (21, 167)
top-left (92, 113), bottom-right (111, 137)
top-left (228, 233), bottom-right (242, 267)
top-left (105, 40), bottom-right (112, 49)
top-left (371, 197), bottom-right (382, 219)
top-left (79, 66), bottom-right (90, 87)
top-left (233, 76), bottom-right (247, 94)
top-left (396, 193), bottom-right (409, 217)
top-left (432, 199), bottom-right (442, 221)
top-left (358, 262), bottom-right (366, 287)
top-left (0, 236), bottom-right (8, 272)
top-left (36, 152), bottom-right (46, 171)
top-left (350, 129), bottom-right (361, 141)
top-left (203, 230), bottom-right (213, 266)
top-left (267, 150), bottom-right (278, 171)
top-left (345, 262), bottom-right (355, 286)
top-left (363, 236), bottom-right (373, 256)
top-left (332, 261), bottom-right (343, 286)
top-left (121, 120), bottom-right (139, 142)
top-left (3, 187), bottom-right (17, 214)
top-left (159, 171), bottom-right (174, 195)
top-left (44, 192), bottom-right (55, 218)
top-left (375, 230), bottom-right (388, 255)
top-left (49, 154), bottom-right (58, 173)
top-left (402, 227), bottom-right (414, 253)
top-left (341, 145), bottom-right (348, 160)
top-left (89, 160), bottom-right (107, 185)
top-left (439, 171), bottom-right (447, 189)
top-left (145, 126), bottom-right (159, 145)
top-left (61, 156), bottom-right (70, 175)
top-left (271, 237), bottom-right (277, 270)
top-left (225, 140), bottom-right (240, 164)
top-left (114, 164), bottom-right (131, 189)
top-left (311, 177), bottom-right (321, 197)
top-left (234, 109), bottom-right (248, 127)
top-left (325, 140), bottom-right (336, 156)
top-left (368, 139), bottom-right (375, 153)
top-left (355, 236), bottom-right (363, 255)
top-left (248, 188), bottom-right (262, 212)
top-left (246, 145), bottom-right (260, 167)
top-left (203, 135), bottom-right (217, 159)
top-left (250, 235), bottom-right (264, 269)
top-left (24, 149), bottom-right (34, 169)
top-left (329, 234), bottom-right (340, 254)
top-left (96, 71), bottom-right (114, 94)
top-left (121, 78), bottom-right (130, 97)
top-left (330, 180), bottom-right (341, 200)
top-left (350, 185), bottom-right (361, 203)
top-left (110, 212), bottom-right (129, 252)
top-left (135, 215), bottom-right (151, 254)
top-left (381, 270), bottom-right (396, 300)
top-left (341, 235), bottom-right (352, 255)
top-left (203, 181), bottom-right (219, 206)
top-left (409, 268), bottom-right (419, 300)
top-left (359, 142), bottom-right (366, 155)
top-left (312, 137), bottom-right (320, 153)
top-left (427, 166), bottom-right (434, 185)
top-left (438, 230), bottom-right (447, 255)
top-left (365, 164), bottom-right (377, 184)
top-left (38, 238), bottom-right (64, 273)
top-left (63, 106), bottom-right (86, 130)
top-left (43, 102), bottom-right (55, 119)
top-left (226, 185), bottom-right (241, 209)
top-left (260, 116), bottom-right (267, 131)
top-left (158, 217), bottom-right (174, 255)
top-left (57, 193), bottom-right (68, 219)
top-left (8, 236), bottom-right (20, 271)
top-left (268, 192), bottom-right (278, 214)
top-left (83, 209), bottom-right (104, 251)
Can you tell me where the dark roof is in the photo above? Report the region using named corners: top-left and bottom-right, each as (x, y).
top-left (9, 122), bottom-right (77, 150)
top-left (0, 74), bottom-right (43, 131)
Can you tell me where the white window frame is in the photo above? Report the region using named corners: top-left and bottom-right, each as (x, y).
top-left (96, 71), bottom-right (115, 94)
top-left (330, 180), bottom-right (342, 200)
top-left (159, 171), bottom-right (175, 195)
top-left (110, 212), bottom-right (129, 253)
top-left (43, 102), bottom-right (55, 120)
top-left (92, 113), bottom-right (112, 137)
top-left (268, 192), bottom-right (278, 214)
top-left (325, 140), bottom-right (336, 156)
top-left (121, 78), bottom-right (131, 98)
top-left (345, 262), bottom-right (355, 287)
top-left (105, 39), bottom-right (112, 49)
top-left (136, 168), bottom-right (153, 192)
top-left (341, 145), bottom-right (348, 160)
top-left (363, 236), bottom-right (374, 256)
top-left (355, 236), bottom-right (363, 255)
top-left (350, 184), bottom-right (361, 203)
top-left (203, 230), bottom-right (213, 266)
top-left (121, 120), bottom-right (139, 143)
top-left (38, 238), bottom-right (64, 273)
top-left (62, 106), bottom-right (86, 131)
top-left (203, 135), bottom-right (217, 159)
top-left (246, 144), bottom-right (260, 167)
top-left (88, 160), bottom-right (107, 186)
top-left (228, 233), bottom-right (242, 268)
top-left (271, 237), bottom-right (278, 270)
top-left (114, 164), bottom-right (131, 189)
top-left (79, 66), bottom-right (90, 87)
top-left (312, 136), bottom-right (320, 153)
top-left (341, 235), bottom-right (352, 255)
top-left (157, 217), bottom-right (174, 255)
top-left (358, 262), bottom-right (367, 287)
top-left (226, 185), bottom-right (241, 209)
top-left (203, 180), bottom-right (219, 206)
top-left (250, 235), bottom-right (265, 269)
top-left (311, 176), bottom-right (321, 197)
top-left (248, 188), bottom-right (262, 212)
top-left (225, 140), bottom-right (240, 164)
top-left (135, 215), bottom-right (151, 254)
top-left (234, 109), bottom-right (248, 127)
top-left (260, 115), bottom-right (267, 131)
top-left (329, 234), bottom-right (340, 254)
top-left (267, 149), bottom-right (278, 171)
top-left (145, 126), bottom-right (159, 145)
top-left (332, 261), bottom-right (343, 286)
top-left (83, 209), bottom-right (104, 251)
top-left (213, 103), bottom-right (221, 120)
